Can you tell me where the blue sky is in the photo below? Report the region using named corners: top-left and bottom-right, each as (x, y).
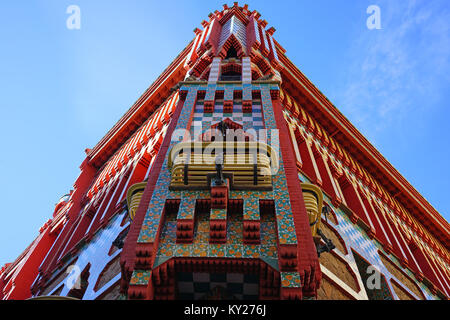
top-left (0, 0), bottom-right (449, 266)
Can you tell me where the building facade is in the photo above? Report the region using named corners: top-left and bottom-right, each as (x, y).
top-left (1, 3), bottom-right (449, 300)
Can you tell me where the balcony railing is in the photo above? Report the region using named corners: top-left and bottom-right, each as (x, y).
top-left (168, 141), bottom-right (278, 190)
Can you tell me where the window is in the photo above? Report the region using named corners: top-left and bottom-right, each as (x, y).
top-left (225, 46), bottom-right (238, 59)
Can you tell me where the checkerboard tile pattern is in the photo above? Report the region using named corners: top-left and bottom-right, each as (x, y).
top-left (191, 101), bottom-right (264, 138)
top-left (177, 272), bottom-right (259, 300)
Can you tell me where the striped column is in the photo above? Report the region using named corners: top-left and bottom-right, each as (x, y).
top-left (242, 57), bottom-right (252, 84)
top-left (207, 57), bottom-right (221, 84)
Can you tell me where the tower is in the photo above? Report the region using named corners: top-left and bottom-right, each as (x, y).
top-left (1, 3), bottom-right (449, 300)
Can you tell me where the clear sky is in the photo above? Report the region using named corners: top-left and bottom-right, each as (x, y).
top-left (0, 0), bottom-right (449, 267)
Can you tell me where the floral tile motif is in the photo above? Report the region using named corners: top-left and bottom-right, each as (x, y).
top-left (227, 221), bottom-right (243, 244)
top-left (205, 84), bottom-right (216, 101)
top-left (261, 222), bottom-right (277, 245)
top-left (157, 242), bottom-right (175, 257)
top-left (208, 244), bottom-right (227, 258)
top-left (243, 197), bottom-right (260, 221)
top-left (226, 244), bottom-right (243, 258)
top-left (260, 245), bottom-right (278, 258)
top-left (197, 220), bottom-right (210, 233)
top-left (174, 244), bottom-right (194, 257)
top-left (130, 270), bottom-right (152, 286)
top-left (192, 243), bottom-right (209, 257)
top-left (211, 208), bottom-right (227, 220)
top-left (137, 87), bottom-right (199, 244)
top-left (168, 190), bottom-right (182, 199)
top-left (224, 84), bottom-right (234, 100)
top-left (243, 83), bottom-right (252, 101)
top-left (242, 245), bottom-right (260, 258)
top-left (177, 196), bottom-right (196, 220)
top-left (194, 231), bottom-right (209, 244)
top-left (281, 272), bottom-right (302, 288)
top-left (260, 85), bottom-right (297, 245)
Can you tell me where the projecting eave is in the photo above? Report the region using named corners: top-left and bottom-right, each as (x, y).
top-left (276, 42), bottom-right (450, 249)
top-left (86, 40), bottom-right (195, 168)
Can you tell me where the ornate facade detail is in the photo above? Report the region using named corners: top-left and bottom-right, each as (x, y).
top-left (1, 2), bottom-right (448, 301)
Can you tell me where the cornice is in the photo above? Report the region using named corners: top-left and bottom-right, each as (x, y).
top-left (277, 47), bottom-right (449, 248)
top-left (86, 40), bottom-right (194, 167)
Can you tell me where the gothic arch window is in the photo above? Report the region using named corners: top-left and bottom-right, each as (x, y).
top-left (226, 46), bottom-right (238, 59)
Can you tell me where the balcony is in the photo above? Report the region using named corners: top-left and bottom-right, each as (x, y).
top-left (168, 141), bottom-right (278, 190)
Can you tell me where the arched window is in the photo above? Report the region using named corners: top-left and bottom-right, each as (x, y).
top-left (225, 46), bottom-right (238, 59)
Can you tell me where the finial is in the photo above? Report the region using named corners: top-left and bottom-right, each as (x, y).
top-left (267, 27), bottom-right (276, 36)
top-left (214, 153), bottom-right (225, 186)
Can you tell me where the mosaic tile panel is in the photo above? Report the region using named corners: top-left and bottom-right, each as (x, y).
top-left (177, 196), bottom-right (196, 220)
top-left (243, 83), bottom-right (252, 101)
top-left (298, 172), bottom-right (438, 300)
top-left (134, 84), bottom-right (302, 286)
top-left (130, 270), bottom-right (152, 286)
top-left (205, 84), bottom-right (216, 101)
top-left (281, 272), bottom-right (302, 288)
top-left (243, 197), bottom-right (261, 221)
top-left (227, 217), bottom-right (243, 245)
top-left (211, 208), bottom-right (227, 220)
top-left (137, 87), bottom-right (198, 244)
top-left (155, 206), bottom-right (279, 265)
top-left (154, 188), bottom-right (280, 270)
top-left (260, 85), bottom-right (297, 245)
top-left (224, 84), bottom-right (234, 100)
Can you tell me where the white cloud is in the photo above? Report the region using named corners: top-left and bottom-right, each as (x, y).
top-left (333, 0), bottom-right (450, 144)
